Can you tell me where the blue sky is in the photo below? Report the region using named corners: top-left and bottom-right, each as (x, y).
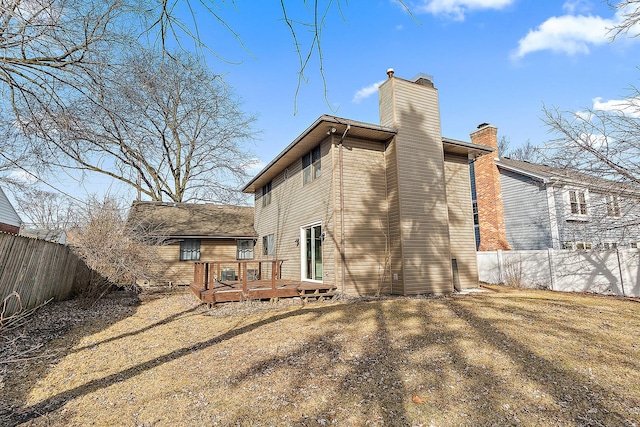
top-left (11, 0), bottom-right (640, 205)
top-left (194, 0), bottom-right (640, 170)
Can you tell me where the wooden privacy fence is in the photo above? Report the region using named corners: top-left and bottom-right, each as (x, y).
top-left (0, 232), bottom-right (94, 318)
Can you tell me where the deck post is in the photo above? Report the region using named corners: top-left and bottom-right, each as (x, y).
top-left (204, 263), bottom-right (209, 291)
top-left (258, 262), bottom-right (262, 280)
top-left (242, 261), bottom-right (248, 295)
top-left (271, 260), bottom-right (276, 291)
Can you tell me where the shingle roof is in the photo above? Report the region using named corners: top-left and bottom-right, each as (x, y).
top-left (497, 157), bottom-right (640, 194)
top-left (128, 202), bottom-right (256, 238)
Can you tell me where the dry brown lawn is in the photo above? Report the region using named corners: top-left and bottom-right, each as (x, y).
top-left (2, 285), bottom-right (640, 426)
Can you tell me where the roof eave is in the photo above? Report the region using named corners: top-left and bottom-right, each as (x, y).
top-left (241, 115), bottom-right (396, 193)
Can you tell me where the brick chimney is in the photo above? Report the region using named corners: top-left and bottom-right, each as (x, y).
top-left (470, 124), bottom-right (511, 251)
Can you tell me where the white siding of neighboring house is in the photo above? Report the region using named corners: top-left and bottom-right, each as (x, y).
top-left (0, 187), bottom-right (22, 229)
top-left (499, 170), bottom-right (552, 250)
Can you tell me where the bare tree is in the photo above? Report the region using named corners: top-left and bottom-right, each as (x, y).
top-left (69, 196), bottom-right (167, 286)
top-left (21, 49), bottom-right (256, 203)
top-left (542, 97), bottom-right (640, 186)
top-left (508, 140), bottom-right (541, 162)
top-left (541, 1), bottom-right (640, 184)
top-left (13, 188), bottom-right (75, 229)
top-left (608, 0), bottom-right (640, 40)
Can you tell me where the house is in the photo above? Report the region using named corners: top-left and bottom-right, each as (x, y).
top-left (127, 201), bottom-right (257, 285)
top-left (241, 70), bottom-right (492, 296)
top-left (471, 125), bottom-right (640, 251)
top-left (0, 186), bottom-right (22, 234)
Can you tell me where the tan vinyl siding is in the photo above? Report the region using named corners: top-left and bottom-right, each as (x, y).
top-left (384, 137), bottom-right (404, 294)
top-left (254, 138), bottom-right (335, 285)
top-left (149, 239), bottom-right (239, 285)
top-left (379, 77), bottom-right (453, 294)
top-left (337, 138), bottom-right (391, 295)
top-left (444, 153), bottom-right (479, 289)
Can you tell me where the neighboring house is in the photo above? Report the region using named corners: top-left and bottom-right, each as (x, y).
top-left (127, 201), bottom-right (257, 285)
top-left (0, 186), bottom-right (22, 234)
top-left (241, 70), bottom-right (492, 296)
top-left (471, 126), bottom-right (640, 250)
top-left (20, 228), bottom-right (67, 244)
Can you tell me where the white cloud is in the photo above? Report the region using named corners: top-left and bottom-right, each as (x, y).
top-left (8, 169), bottom-right (38, 184)
top-left (512, 2), bottom-right (640, 60)
top-left (352, 80), bottom-right (385, 103)
top-left (592, 96), bottom-right (640, 118)
top-left (512, 14), bottom-right (612, 59)
top-left (414, 0), bottom-right (514, 21)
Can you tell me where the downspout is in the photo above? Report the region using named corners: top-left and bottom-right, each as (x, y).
top-left (339, 124), bottom-right (350, 295)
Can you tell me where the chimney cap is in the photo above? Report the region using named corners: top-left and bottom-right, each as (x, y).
top-left (386, 68), bottom-right (394, 78)
top-left (477, 122), bottom-right (491, 129)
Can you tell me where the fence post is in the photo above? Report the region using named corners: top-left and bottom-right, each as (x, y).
top-left (547, 248), bottom-right (556, 291)
top-left (497, 250), bottom-right (504, 284)
top-left (616, 248), bottom-right (626, 297)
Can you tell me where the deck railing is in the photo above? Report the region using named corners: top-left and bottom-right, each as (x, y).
top-left (193, 259), bottom-right (284, 295)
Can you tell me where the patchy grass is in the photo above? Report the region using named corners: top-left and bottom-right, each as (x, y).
top-left (2, 285), bottom-right (640, 426)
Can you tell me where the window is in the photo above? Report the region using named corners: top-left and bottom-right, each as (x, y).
top-left (302, 144), bottom-right (321, 185)
top-left (569, 190), bottom-right (587, 215)
top-left (180, 239), bottom-right (201, 261)
top-left (631, 242), bottom-right (638, 249)
top-left (262, 181), bottom-right (272, 207)
top-left (602, 242), bottom-right (618, 250)
top-left (237, 239), bottom-right (254, 259)
top-left (472, 200), bottom-right (480, 250)
top-left (563, 241), bottom-right (592, 250)
top-left (606, 195), bottom-right (621, 217)
top-left (262, 234), bottom-right (275, 256)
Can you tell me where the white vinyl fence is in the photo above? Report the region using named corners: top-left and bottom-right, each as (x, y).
top-left (477, 249), bottom-right (640, 297)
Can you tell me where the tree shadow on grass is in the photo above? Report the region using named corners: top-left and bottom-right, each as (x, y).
top-left (445, 296), bottom-right (638, 426)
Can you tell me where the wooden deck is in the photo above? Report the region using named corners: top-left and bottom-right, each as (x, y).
top-left (189, 260), bottom-right (336, 305)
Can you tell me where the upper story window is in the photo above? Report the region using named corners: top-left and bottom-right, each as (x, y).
top-left (568, 189), bottom-right (588, 216)
top-left (180, 239), bottom-right (201, 261)
top-left (262, 181), bottom-right (272, 207)
top-left (302, 144), bottom-right (321, 185)
top-left (237, 239), bottom-right (254, 260)
top-left (606, 195), bottom-right (621, 217)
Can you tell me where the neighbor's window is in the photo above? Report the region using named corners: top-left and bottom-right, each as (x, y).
top-left (262, 234), bottom-right (275, 255)
top-left (569, 190), bottom-right (588, 215)
top-left (180, 239), bottom-right (201, 261)
top-left (237, 239), bottom-right (254, 260)
top-left (606, 195), bottom-right (621, 217)
top-left (631, 242), bottom-right (638, 249)
top-left (603, 242), bottom-right (618, 250)
top-left (262, 181), bottom-right (272, 207)
top-left (575, 242), bottom-right (592, 250)
top-left (562, 242), bottom-right (574, 250)
top-left (302, 144), bottom-right (321, 185)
